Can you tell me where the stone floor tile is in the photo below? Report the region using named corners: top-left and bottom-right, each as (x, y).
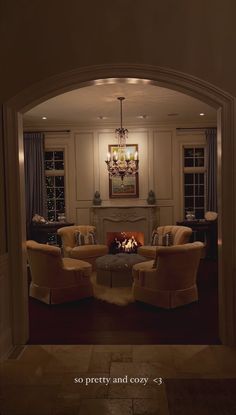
top-left (133, 398), bottom-right (169, 415)
top-left (171, 345), bottom-right (221, 376)
top-left (111, 351), bottom-right (133, 362)
top-left (108, 367), bottom-right (166, 400)
top-left (0, 361), bottom-right (64, 386)
top-left (108, 383), bottom-right (165, 399)
top-left (78, 398), bottom-right (133, 415)
top-left (52, 391), bottom-right (81, 414)
top-left (0, 385), bottom-right (59, 415)
top-left (59, 372), bottom-right (109, 398)
top-left (210, 346), bottom-right (236, 375)
top-left (18, 345), bottom-right (53, 363)
top-left (45, 345), bottom-right (92, 373)
top-left (6, 345), bottom-right (92, 375)
top-left (92, 345), bottom-right (133, 353)
top-left (110, 361), bottom-right (176, 379)
top-left (133, 346), bottom-right (174, 366)
top-left (51, 345), bottom-right (93, 354)
top-left (52, 406), bottom-right (78, 415)
top-left (165, 378), bottom-right (236, 415)
top-left (88, 351), bottom-right (112, 372)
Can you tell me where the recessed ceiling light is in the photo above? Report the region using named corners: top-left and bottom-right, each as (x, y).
top-left (42, 116), bottom-right (47, 120)
top-left (98, 116), bottom-right (108, 120)
top-left (137, 115), bottom-right (148, 119)
top-left (200, 112), bottom-right (205, 116)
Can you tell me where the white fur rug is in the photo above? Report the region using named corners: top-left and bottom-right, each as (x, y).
top-left (91, 273), bottom-right (134, 306)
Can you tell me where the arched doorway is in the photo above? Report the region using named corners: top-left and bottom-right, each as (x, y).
top-left (3, 64), bottom-right (236, 349)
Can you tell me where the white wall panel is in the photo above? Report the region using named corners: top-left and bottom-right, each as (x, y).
top-left (76, 208), bottom-right (91, 225)
top-left (153, 130), bottom-right (173, 200)
top-left (98, 132), bottom-right (116, 201)
top-left (127, 131), bottom-right (149, 200)
top-left (159, 206), bottom-right (174, 225)
top-left (45, 127), bottom-right (206, 228)
top-left (98, 130), bottom-right (149, 201)
top-left (75, 132), bottom-right (94, 201)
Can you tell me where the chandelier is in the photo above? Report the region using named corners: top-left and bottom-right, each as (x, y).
top-left (105, 97), bottom-right (139, 182)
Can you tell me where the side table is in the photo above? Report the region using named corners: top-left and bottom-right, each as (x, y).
top-left (176, 219), bottom-right (217, 259)
top-left (30, 222), bottom-right (74, 246)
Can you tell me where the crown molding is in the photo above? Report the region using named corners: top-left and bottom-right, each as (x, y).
top-left (23, 120), bottom-right (217, 132)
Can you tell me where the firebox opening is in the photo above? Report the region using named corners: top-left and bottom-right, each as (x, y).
top-left (107, 232), bottom-right (144, 254)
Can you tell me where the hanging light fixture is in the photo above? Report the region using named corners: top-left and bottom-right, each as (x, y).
top-left (105, 97), bottom-right (139, 183)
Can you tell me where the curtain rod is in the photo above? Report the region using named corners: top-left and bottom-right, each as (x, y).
top-left (24, 130), bottom-right (71, 133)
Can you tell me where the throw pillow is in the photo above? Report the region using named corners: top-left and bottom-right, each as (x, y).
top-left (151, 230), bottom-right (161, 246)
top-left (75, 231), bottom-right (97, 246)
top-left (152, 248), bottom-right (159, 268)
top-left (162, 231), bottom-right (173, 246)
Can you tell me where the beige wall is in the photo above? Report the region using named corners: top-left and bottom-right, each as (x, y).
top-left (0, 1), bottom-right (236, 104)
top-left (44, 127), bottom-right (206, 228)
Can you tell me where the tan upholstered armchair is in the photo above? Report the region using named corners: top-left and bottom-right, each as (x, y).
top-left (26, 240), bottom-right (93, 304)
top-left (133, 241), bottom-right (203, 309)
top-left (57, 225), bottom-right (108, 270)
top-left (138, 225), bottom-right (192, 259)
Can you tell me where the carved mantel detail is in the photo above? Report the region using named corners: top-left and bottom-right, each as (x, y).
top-left (91, 205), bottom-right (159, 244)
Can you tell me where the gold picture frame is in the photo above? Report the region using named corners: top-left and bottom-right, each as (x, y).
top-left (108, 144), bottom-right (139, 198)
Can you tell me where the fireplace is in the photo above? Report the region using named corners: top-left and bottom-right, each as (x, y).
top-left (107, 232), bottom-right (144, 254)
top-left (91, 205), bottom-right (159, 244)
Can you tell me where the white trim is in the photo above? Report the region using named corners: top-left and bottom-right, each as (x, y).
top-left (2, 64), bottom-right (236, 354)
top-left (44, 134), bottom-right (72, 222)
top-left (183, 167), bottom-right (206, 173)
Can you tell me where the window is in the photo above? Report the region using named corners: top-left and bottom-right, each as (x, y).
top-left (45, 150), bottom-right (65, 222)
top-left (183, 147), bottom-right (206, 219)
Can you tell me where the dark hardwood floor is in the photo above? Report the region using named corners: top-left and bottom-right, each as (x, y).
top-left (28, 259), bottom-right (220, 344)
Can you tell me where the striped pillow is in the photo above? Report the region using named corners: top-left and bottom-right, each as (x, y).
top-left (151, 230), bottom-right (161, 246)
top-left (163, 231), bottom-right (173, 246)
top-left (74, 231), bottom-right (96, 246)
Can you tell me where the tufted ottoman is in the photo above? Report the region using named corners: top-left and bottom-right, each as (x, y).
top-left (95, 253), bottom-right (147, 287)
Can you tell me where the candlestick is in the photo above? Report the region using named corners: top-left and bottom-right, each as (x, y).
top-left (113, 151), bottom-right (118, 161)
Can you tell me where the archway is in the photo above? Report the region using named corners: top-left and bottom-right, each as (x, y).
top-left (3, 64), bottom-right (236, 348)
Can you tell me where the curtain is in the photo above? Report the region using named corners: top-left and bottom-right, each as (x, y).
top-left (206, 128), bottom-right (217, 212)
top-left (24, 132), bottom-right (46, 238)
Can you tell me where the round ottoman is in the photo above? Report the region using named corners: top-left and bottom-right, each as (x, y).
top-left (96, 253), bottom-right (147, 287)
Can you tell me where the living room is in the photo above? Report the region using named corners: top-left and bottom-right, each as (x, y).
top-left (23, 79), bottom-right (218, 345)
top-left (2, 3), bottom-right (236, 413)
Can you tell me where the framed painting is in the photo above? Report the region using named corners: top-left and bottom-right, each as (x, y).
top-left (108, 144), bottom-right (139, 198)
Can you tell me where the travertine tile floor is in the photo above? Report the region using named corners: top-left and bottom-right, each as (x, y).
top-left (0, 345), bottom-right (236, 414)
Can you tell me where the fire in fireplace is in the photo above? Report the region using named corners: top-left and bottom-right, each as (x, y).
top-left (107, 232), bottom-right (144, 254)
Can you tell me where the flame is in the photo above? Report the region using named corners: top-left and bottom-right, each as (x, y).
top-left (107, 232), bottom-right (144, 254)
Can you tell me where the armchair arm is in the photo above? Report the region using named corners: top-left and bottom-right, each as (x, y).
top-left (62, 257), bottom-right (92, 276)
top-left (55, 262), bottom-right (92, 288)
top-left (133, 267), bottom-right (158, 289)
top-left (63, 246), bottom-right (73, 257)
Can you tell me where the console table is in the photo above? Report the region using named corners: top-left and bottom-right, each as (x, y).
top-left (176, 220), bottom-right (217, 259)
top-left (30, 222), bottom-right (74, 246)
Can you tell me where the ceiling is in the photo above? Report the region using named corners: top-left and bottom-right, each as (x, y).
top-left (23, 79), bottom-right (217, 127)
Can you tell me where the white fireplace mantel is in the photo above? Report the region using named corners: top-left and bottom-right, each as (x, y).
top-left (90, 205), bottom-right (159, 244)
